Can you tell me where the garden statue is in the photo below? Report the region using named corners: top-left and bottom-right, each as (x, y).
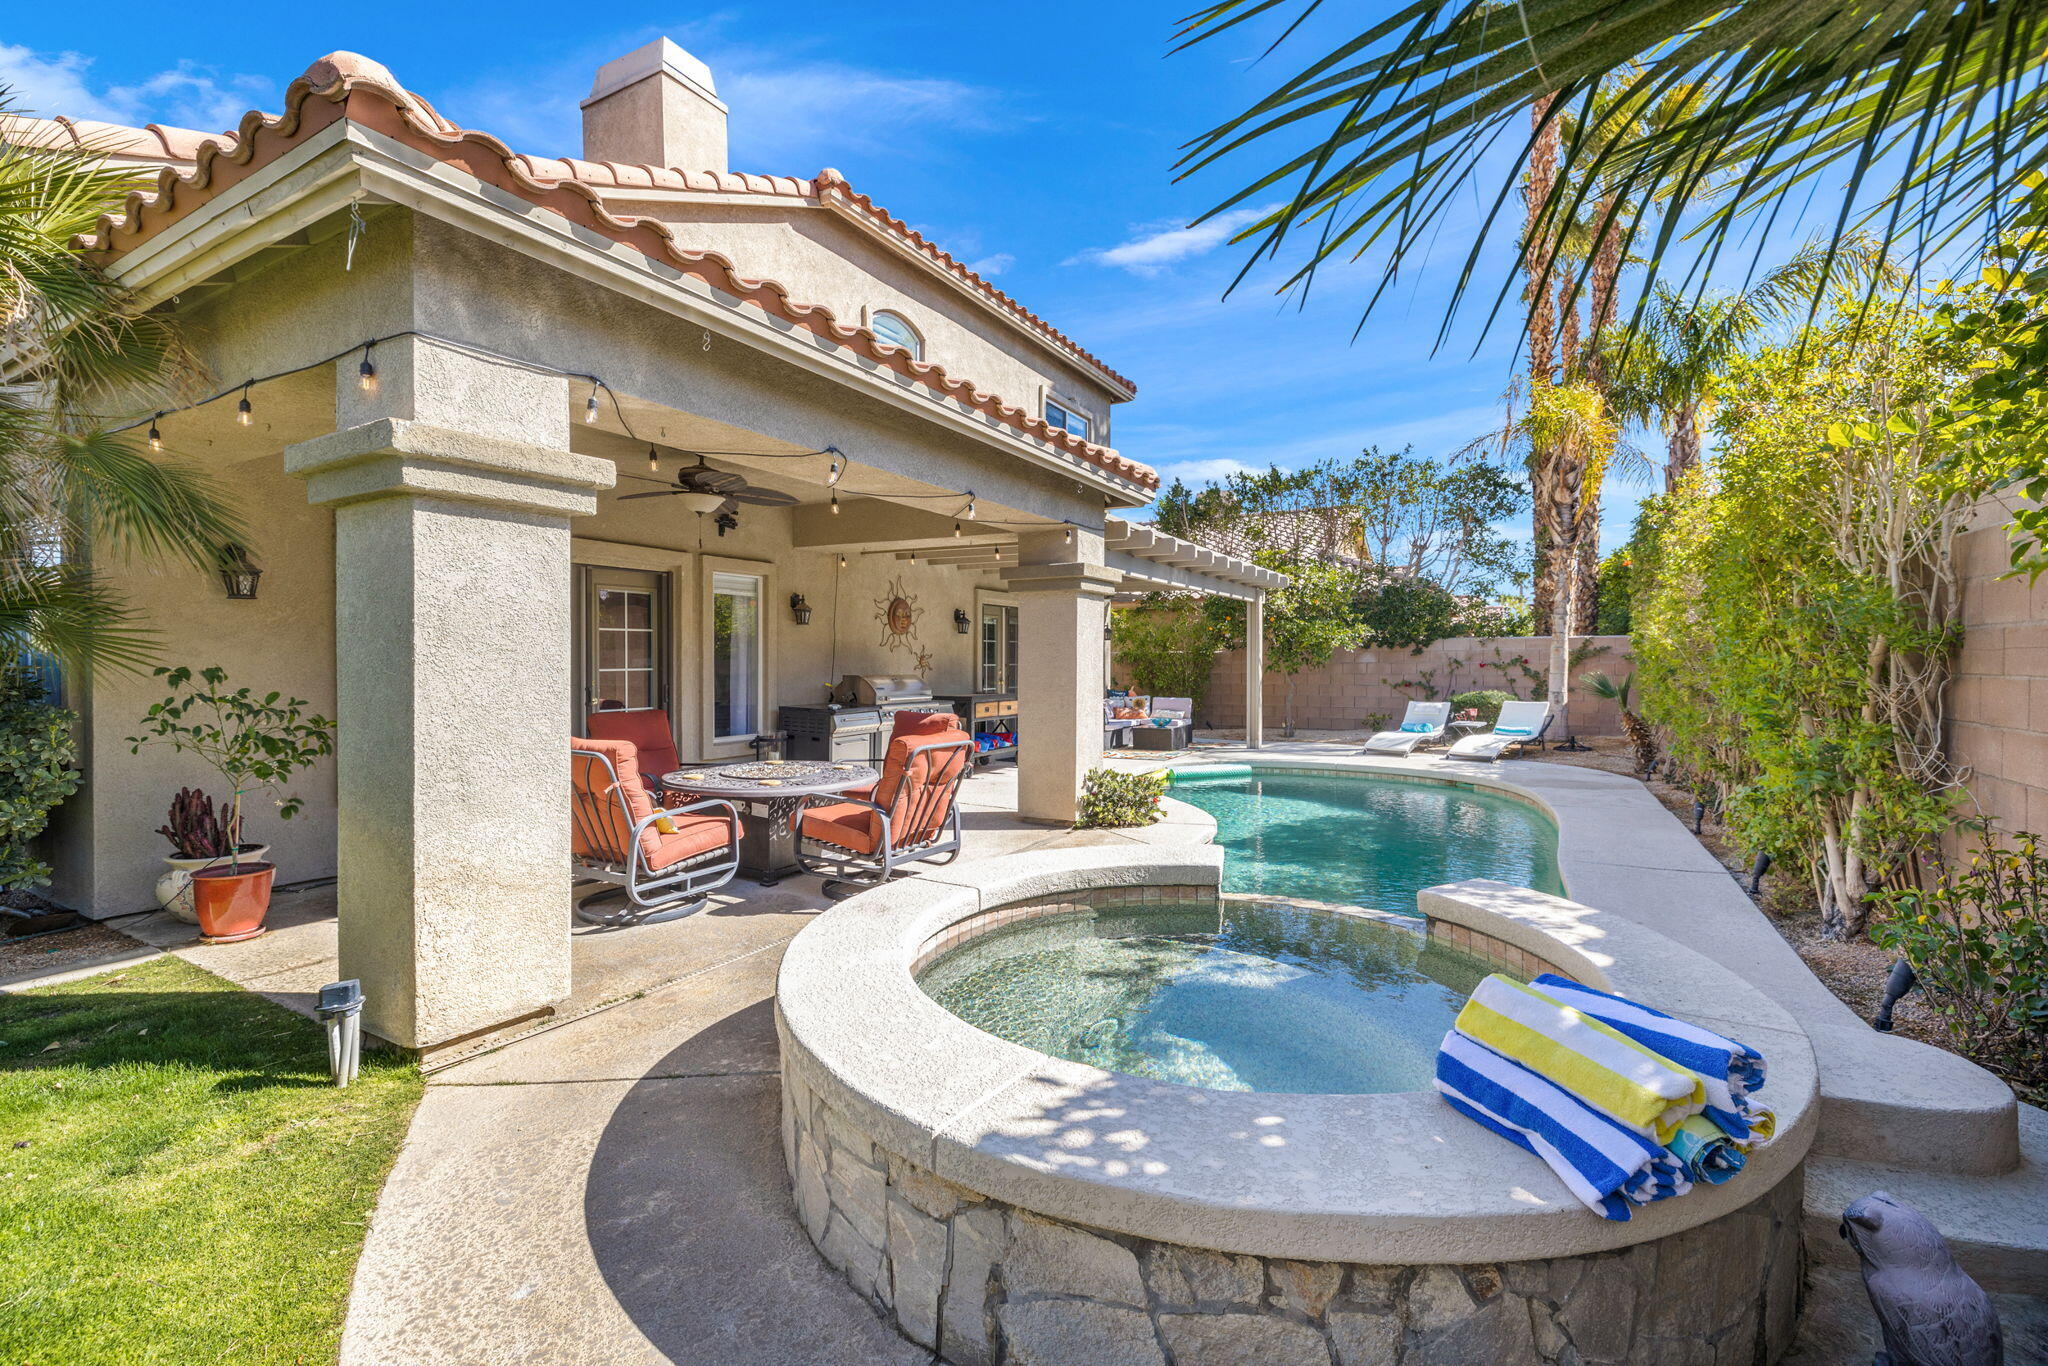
top-left (1840, 1192), bottom-right (2002, 1365)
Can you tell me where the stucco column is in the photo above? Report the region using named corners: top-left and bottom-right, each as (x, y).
top-left (288, 344), bottom-right (613, 1050)
top-left (1003, 528), bottom-right (1120, 825)
top-left (1246, 591), bottom-right (1265, 749)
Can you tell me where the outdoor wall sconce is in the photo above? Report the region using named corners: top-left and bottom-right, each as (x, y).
top-left (790, 593), bottom-right (813, 626)
top-left (953, 608), bottom-right (971, 634)
top-left (218, 545), bottom-right (263, 600)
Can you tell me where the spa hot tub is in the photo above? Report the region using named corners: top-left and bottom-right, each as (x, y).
top-left (776, 843), bottom-right (1819, 1366)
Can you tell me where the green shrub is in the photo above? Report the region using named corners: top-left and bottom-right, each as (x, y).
top-left (1872, 832), bottom-right (2048, 1094)
top-left (1448, 689), bottom-right (1513, 725)
top-left (0, 664), bottom-right (80, 893)
top-left (1076, 767), bottom-right (1171, 830)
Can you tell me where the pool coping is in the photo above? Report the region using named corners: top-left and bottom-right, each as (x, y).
top-left (776, 843), bottom-right (1820, 1264)
top-left (1152, 750), bottom-right (2021, 1176)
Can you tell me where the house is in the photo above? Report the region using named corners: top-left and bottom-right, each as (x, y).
top-left (19, 41), bottom-right (1277, 1052)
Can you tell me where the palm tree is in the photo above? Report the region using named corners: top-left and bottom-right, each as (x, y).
top-left (1584, 670), bottom-right (1656, 775)
top-left (1605, 239), bottom-right (1901, 491)
top-left (1174, 0), bottom-right (2047, 345)
top-left (2, 93), bottom-right (241, 672)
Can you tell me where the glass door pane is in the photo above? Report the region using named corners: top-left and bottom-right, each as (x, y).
top-left (712, 571), bottom-right (762, 739)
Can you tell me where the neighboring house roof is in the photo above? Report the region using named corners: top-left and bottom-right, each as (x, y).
top-left (32, 52), bottom-right (1153, 491)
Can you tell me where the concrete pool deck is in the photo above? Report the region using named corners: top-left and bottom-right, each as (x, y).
top-left (326, 744), bottom-right (2043, 1362)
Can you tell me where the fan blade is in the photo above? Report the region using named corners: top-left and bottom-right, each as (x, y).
top-left (678, 469), bottom-right (749, 493)
top-left (726, 486), bottom-right (799, 507)
top-left (617, 489), bottom-right (683, 501)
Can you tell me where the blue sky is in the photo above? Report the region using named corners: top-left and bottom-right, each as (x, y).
top-left (3, 3), bottom-right (1654, 553)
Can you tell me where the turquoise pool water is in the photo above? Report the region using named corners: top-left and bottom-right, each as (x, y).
top-left (1169, 768), bottom-right (1564, 914)
top-left (917, 899), bottom-right (1505, 1094)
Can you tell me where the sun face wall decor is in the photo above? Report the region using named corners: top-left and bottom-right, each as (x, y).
top-left (872, 576), bottom-right (929, 674)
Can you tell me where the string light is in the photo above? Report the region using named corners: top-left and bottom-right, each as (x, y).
top-left (830, 491), bottom-right (839, 515)
top-left (953, 521), bottom-right (962, 538)
top-left (585, 390), bottom-right (600, 424)
top-left (827, 455), bottom-right (842, 486)
top-left (147, 414), bottom-right (162, 452)
top-left (236, 382), bottom-right (252, 426)
top-left (357, 342), bottom-right (377, 391)
top-left (647, 445), bottom-right (660, 474)
top-left (1064, 524), bottom-right (1073, 545)
top-left (838, 555), bottom-right (847, 570)
top-left (964, 493), bottom-right (977, 521)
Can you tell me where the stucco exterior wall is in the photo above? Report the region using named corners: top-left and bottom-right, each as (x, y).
top-left (1196, 635), bottom-right (1634, 737)
top-left (587, 198), bottom-right (1121, 439)
top-left (1948, 500), bottom-right (2048, 837)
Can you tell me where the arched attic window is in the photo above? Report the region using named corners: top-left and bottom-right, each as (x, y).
top-left (869, 310), bottom-right (923, 360)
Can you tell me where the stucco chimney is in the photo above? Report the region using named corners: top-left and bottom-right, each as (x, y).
top-left (579, 39), bottom-right (727, 171)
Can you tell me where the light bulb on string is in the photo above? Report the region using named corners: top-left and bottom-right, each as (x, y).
top-left (964, 494), bottom-right (976, 521)
top-left (357, 342), bottom-right (377, 391)
top-left (236, 382), bottom-right (253, 426)
top-left (647, 445), bottom-right (660, 474)
top-left (953, 521), bottom-right (962, 538)
top-left (147, 415), bottom-right (162, 452)
top-left (1064, 524), bottom-right (1073, 545)
top-left (827, 456), bottom-right (842, 486)
top-left (585, 390), bottom-right (600, 424)
top-left (838, 555), bottom-right (847, 570)
top-left (830, 492), bottom-right (839, 515)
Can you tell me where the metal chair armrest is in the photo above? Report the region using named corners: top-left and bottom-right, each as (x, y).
top-left (626, 798), bottom-right (741, 877)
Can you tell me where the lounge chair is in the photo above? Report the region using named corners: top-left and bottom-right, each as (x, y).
top-left (798, 727), bottom-right (974, 897)
top-left (1361, 701), bottom-right (1452, 756)
top-left (585, 708), bottom-right (688, 807)
top-left (570, 738), bottom-right (741, 925)
top-left (1446, 700), bottom-right (1554, 761)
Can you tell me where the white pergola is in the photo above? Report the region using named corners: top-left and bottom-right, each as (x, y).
top-left (885, 516), bottom-right (1284, 747)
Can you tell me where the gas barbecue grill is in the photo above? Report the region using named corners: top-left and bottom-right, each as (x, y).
top-left (779, 675), bottom-right (952, 763)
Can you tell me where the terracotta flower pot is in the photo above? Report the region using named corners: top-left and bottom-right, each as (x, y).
top-left (188, 863), bottom-right (275, 944)
top-left (155, 845), bottom-right (270, 924)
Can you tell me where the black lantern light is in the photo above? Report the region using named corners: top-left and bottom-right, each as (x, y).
top-left (790, 593), bottom-right (813, 626)
top-left (953, 608), bottom-right (970, 634)
top-left (218, 544), bottom-right (263, 599)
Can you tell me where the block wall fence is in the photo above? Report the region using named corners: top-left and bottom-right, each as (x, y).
top-left (1949, 499), bottom-right (2048, 838)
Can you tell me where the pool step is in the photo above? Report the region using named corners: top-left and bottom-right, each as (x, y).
top-left (1803, 1101), bottom-right (2048, 1295)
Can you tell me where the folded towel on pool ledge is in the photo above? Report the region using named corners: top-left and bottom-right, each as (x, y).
top-left (1453, 975), bottom-right (1705, 1139)
top-left (1435, 1030), bottom-right (1691, 1220)
top-left (1528, 974), bottom-right (1774, 1145)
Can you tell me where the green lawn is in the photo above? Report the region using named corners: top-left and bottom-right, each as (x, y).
top-left (0, 956), bottom-right (423, 1364)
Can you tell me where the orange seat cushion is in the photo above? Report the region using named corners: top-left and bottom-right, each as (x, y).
top-left (585, 710), bottom-right (682, 784)
top-left (890, 710), bottom-right (960, 740)
top-left (802, 801), bottom-right (881, 853)
top-left (645, 812), bottom-right (735, 870)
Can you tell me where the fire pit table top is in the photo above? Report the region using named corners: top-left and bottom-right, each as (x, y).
top-left (660, 760), bottom-right (878, 799)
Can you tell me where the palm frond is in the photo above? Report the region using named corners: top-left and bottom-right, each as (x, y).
top-left (1177, 0), bottom-right (2048, 343)
top-left (0, 561), bottom-right (159, 674)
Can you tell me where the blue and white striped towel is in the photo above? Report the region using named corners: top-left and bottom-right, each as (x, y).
top-left (1530, 974), bottom-right (1772, 1144)
top-left (1435, 1030), bottom-right (1691, 1221)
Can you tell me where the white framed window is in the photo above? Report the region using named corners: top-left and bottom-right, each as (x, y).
top-left (870, 310), bottom-right (923, 360)
top-left (710, 571), bottom-right (763, 740)
top-left (1045, 398), bottom-right (1091, 441)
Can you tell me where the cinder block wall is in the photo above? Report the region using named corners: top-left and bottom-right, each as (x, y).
top-left (1948, 501), bottom-right (2048, 837)
top-left (1197, 634), bottom-right (1634, 736)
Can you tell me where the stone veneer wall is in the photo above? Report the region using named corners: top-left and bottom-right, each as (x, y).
top-left (783, 1065), bottom-right (1806, 1366)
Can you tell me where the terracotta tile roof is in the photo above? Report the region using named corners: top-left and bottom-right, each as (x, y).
top-left (1, 113), bottom-right (237, 163)
top-left (504, 157), bottom-right (1136, 397)
top-left (66, 52), bottom-right (1156, 492)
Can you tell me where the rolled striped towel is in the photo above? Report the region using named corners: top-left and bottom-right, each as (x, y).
top-left (1454, 975), bottom-right (1705, 1139)
top-left (1530, 974), bottom-right (1774, 1145)
top-left (1666, 1115), bottom-right (1748, 1185)
top-left (1435, 1030), bottom-right (1691, 1221)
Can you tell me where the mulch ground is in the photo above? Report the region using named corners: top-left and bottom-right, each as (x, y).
top-left (0, 892), bottom-right (154, 982)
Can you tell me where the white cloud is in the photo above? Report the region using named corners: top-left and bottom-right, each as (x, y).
top-left (1067, 206), bottom-right (1275, 277)
top-left (1152, 456), bottom-right (1257, 485)
top-left (0, 44), bottom-right (269, 132)
top-left (725, 64), bottom-right (999, 168)
top-left (967, 252), bottom-right (1015, 278)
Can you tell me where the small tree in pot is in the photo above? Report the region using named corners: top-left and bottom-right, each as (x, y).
top-left (128, 666), bottom-right (334, 942)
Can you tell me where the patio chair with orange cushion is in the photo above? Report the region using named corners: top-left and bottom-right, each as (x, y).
top-left (584, 709), bottom-right (688, 807)
top-left (570, 737), bottom-right (741, 925)
top-left (798, 725), bottom-right (974, 897)
top-left (840, 709), bottom-right (962, 804)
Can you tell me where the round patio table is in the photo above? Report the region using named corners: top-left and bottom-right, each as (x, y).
top-left (659, 760), bottom-right (878, 887)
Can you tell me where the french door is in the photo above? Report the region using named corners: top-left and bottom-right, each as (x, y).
top-left (574, 566), bottom-right (671, 722)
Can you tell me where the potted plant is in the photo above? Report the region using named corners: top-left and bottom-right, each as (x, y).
top-left (151, 787), bottom-right (270, 924)
top-left (129, 667), bottom-right (335, 943)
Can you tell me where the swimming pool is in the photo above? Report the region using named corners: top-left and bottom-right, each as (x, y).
top-left (916, 896), bottom-right (1505, 1094)
top-left (1169, 767), bottom-right (1564, 913)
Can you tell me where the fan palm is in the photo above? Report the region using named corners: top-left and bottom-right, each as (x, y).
top-left (1605, 237), bottom-right (1902, 490)
top-left (1, 93), bottom-right (240, 672)
top-left (1175, 0), bottom-right (2048, 344)
top-left (1584, 670), bottom-right (1657, 775)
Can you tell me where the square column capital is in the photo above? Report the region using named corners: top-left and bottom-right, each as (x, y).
top-left (998, 562), bottom-right (1123, 599)
top-left (286, 418), bottom-right (615, 516)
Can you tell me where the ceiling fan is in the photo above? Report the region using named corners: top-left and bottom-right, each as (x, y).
top-left (618, 452), bottom-right (800, 520)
